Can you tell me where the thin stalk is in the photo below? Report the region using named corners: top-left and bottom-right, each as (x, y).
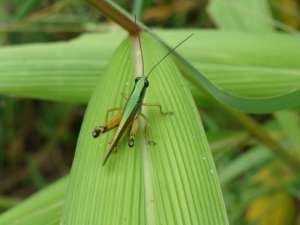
top-left (86, 0), bottom-right (142, 34)
top-left (132, 34), bottom-right (144, 77)
top-left (221, 104), bottom-right (300, 172)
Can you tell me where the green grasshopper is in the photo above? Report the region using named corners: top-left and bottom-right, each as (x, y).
top-left (92, 33), bottom-right (193, 165)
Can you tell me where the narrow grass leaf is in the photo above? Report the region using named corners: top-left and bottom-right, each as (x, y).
top-left (0, 178), bottom-right (67, 225)
top-left (219, 147), bottom-right (271, 185)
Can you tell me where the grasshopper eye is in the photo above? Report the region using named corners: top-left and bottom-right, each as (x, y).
top-left (144, 79), bottom-right (149, 87)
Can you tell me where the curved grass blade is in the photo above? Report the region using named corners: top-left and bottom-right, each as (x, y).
top-left (158, 30), bottom-right (300, 113)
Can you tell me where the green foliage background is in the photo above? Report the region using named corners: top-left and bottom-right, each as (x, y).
top-left (0, 0), bottom-right (300, 225)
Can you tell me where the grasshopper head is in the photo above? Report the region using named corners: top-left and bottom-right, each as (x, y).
top-left (135, 77), bottom-right (149, 88)
top-left (144, 78), bottom-right (149, 87)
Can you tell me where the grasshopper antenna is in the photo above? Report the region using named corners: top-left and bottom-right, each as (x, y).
top-left (134, 15), bottom-right (144, 77)
top-left (146, 33), bottom-right (193, 78)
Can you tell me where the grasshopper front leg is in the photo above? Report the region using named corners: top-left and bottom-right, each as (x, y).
top-left (92, 107), bottom-right (121, 138)
top-left (140, 113), bottom-right (156, 146)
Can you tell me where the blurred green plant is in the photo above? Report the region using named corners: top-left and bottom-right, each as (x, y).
top-left (0, 0), bottom-right (300, 225)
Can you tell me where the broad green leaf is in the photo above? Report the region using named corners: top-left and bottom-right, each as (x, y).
top-left (0, 30), bottom-right (122, 103)
top-left (0, 142), bottom-right (276, 224)
top-left (0, 131), bottom-right (261, 224)
top-left (0, 178), bottom-right (66, 225)
top-left (0, 29), bottom-right (300, 113)
top-left (61, 33), bottom-right (228, 225)
top-left (208, 0), bottom-right (274, 32)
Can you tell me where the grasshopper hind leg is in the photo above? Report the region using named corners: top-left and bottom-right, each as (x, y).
top-left (92, 126), bottom-right (106, 138)
top-left (92, 107), bottom-right (121, 138)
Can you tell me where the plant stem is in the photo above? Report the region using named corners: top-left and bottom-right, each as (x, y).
top-left (86, 0), bottom-right (142, 35)
top-left (221, 104), bottom-right (300, 172)
top-left (132, 34), bottom-right (144, 77)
